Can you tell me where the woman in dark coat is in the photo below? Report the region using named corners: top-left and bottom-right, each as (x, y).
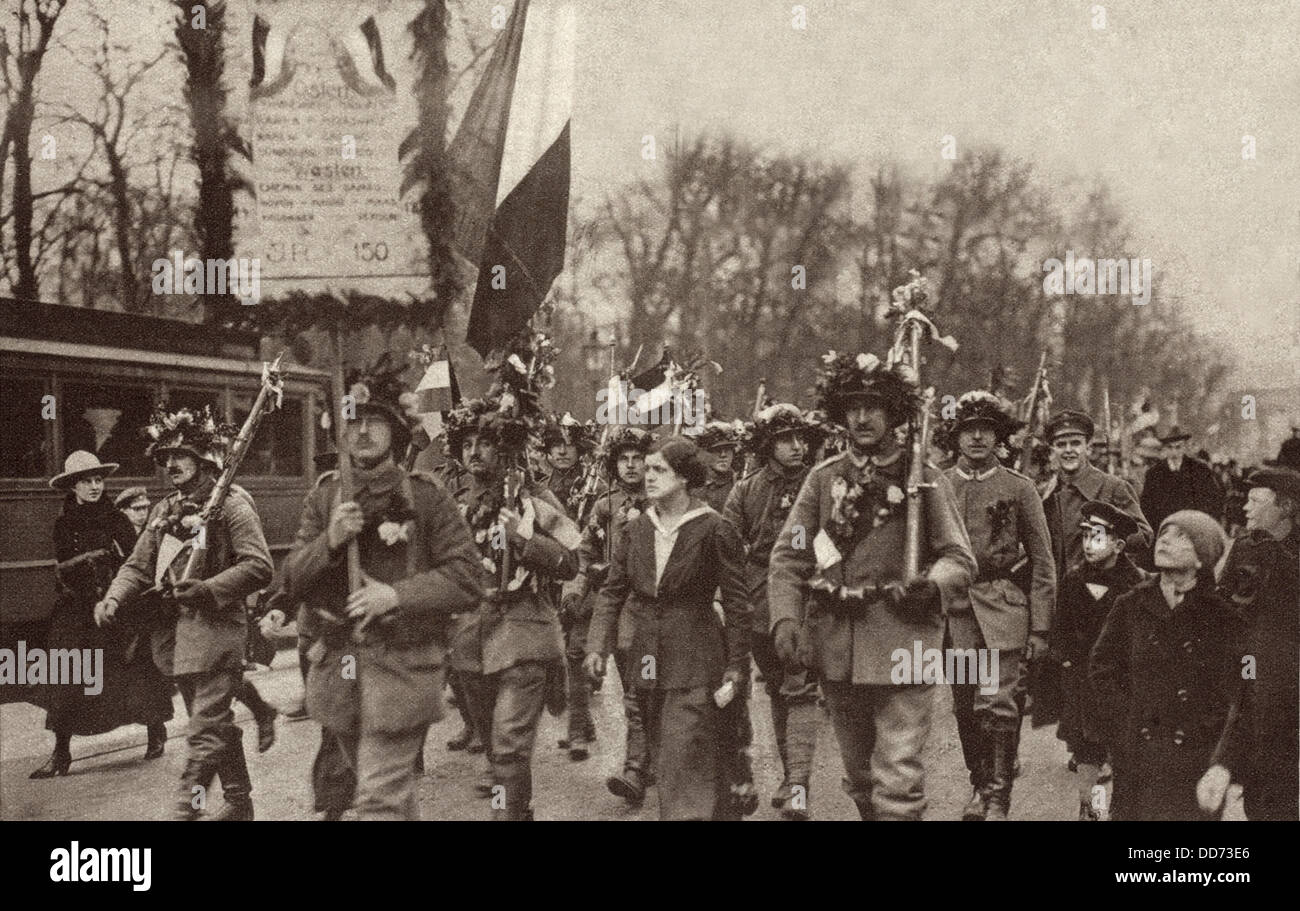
top-left (29, 452), bottom-right (173, 778)
top-left (584, 438), bottom-right (752, 820)
top-left (1089, 510), bottom-right (1240, 820)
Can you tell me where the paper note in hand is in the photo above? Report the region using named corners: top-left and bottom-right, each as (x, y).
top-left (813, 528), bottom-right (842, 571)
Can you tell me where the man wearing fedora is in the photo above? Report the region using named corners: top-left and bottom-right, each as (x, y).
top-left (768, 352), bottom-right (975, 820)
top-left (1199, 465), bottom-right (1300, 820)
top-left (96, 407), bottom-right (273, 820)
top-left (940, 391), bottom-right (1056, 820)
top-left (1041, 410), bottom-right (1152, 581)
top-left (280, 367), bottom-right (483, 820)
top-left (1139, 425), bottom-right (1224, 538)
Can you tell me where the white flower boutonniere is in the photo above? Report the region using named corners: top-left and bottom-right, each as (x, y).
top-left (886, 485), bottom-right (905, 505)
top-left (377, 520), bottom-right (412, 546)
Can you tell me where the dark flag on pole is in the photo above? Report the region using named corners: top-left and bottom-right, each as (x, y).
top-left (447, 0), bottom-right (574, 358)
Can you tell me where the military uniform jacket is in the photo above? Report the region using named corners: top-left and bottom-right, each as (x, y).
top-left (1089, 578), bottom-right (1242, 820)
top-left (723, 462), bottom-right (808, 633)
top-left (545, 463), bottom-right (585, 518)
top-left (586, 501), bottom-right (750, 690)
top-left (563, 483), bottom-right (645, 620)
top-left (767, 450), bottom-right (976, 685)
top-left (451, 475), bottom-right (581, 676)
top-left (280, 468), bottom-right (483, 735)
top-left (699, 473), bottom-right (735, 514)
top-left (1042, 463), bottom-right (1152, 578)
top-left (944, 462), bottom-right (1056, 649)
top-left (106, 483), bottom-right (273, 677)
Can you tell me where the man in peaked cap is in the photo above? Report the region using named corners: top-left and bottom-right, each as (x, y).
top-left (723, 403), bottom-right (825, 819)
top-left (1201, 465), bottom-right (1300, 820)
top-left (941, 391), bottom-right (1056, 820)
top-left (280, 365), bottom-right (483, 820)
top-left (1139, 425), bottom-right (1224, 540)
top-left (768, 351), bottom-right (975, 820)
top-left (97, 406), bottom-right (273, 820)
top-left (1042, 409), bottom-right (1152, 580)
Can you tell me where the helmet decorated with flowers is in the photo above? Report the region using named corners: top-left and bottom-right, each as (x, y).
top-left (815, 350), bottom-right (921, 429)
top-left (145, 405), bottom-right (237, 470)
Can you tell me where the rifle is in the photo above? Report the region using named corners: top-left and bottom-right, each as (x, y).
top-left (1017, 351), bottom-right (1048, 473)
top-left (1102, 383), bottom-right (1116, 475)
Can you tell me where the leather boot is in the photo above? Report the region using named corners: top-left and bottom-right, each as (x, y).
top-left (781, 701), bottom-right (818, 820)
top-left (145, 723), bottom-right (167, 760)
top-left (207, 728), bottom-right (254, 821)
top-left (985, 728), bottom-right (1015, 821)
top-left (606, 766), bottom-right (646, 805)
top-left (491, 759), bottom-right (532, 821)
top-left (961, 753), bottom-right (991, 821)
top-left (30, 736), bottom-right (72, 779)
top-left (769, 693), bottom-right (790, 806)
top-left (174, 756), bottom-right (214, 820)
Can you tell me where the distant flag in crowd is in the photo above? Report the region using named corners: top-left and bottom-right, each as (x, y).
top-left (448, 0), bottom-right (574, 358)
top-left (411, 344), bottom-right (460, 440)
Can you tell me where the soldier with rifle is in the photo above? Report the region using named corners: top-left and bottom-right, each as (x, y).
top-left (279, 364), bottom-right (483, 819)
top-left (767, 345), bottom-right (976, 820)
top-left (96, 395), bottom-right (277, 821)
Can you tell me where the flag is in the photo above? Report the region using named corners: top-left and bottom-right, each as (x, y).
top-left (450, 0), bottom-right (574, 358)
top-left (413, 347), bottom-right (460, 439)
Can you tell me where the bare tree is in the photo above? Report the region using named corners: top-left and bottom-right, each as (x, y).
top-left (0, 0), bottom-right (69, 301)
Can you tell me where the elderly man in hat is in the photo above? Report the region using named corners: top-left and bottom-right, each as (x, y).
top-left (279, 366), bottom-right (483, 820)
top-left (95, 407), bottom-right (273, 820)
top-left (1139, 426), bottom-right (1224, 538)
top-left (693, 419), bottom-right (745, 512)
top-left (1199, 466), bottom-right (1300, 820)
top-left (567, 426), bottom-right (656, 798)
top-left (939, 391), bottom-right (1056, 819)
top-left (768, 352), bottom-right (975, 820)
top-left (722, 403), bottom-right (825, 819)
top-left (445, 394), bottom-right (581, 820)
top-left (1042, 410), bottom-right (1152, 581)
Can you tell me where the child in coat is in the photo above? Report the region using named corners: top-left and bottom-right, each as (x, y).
top-left (1053, 501), bottom-right (1147, 819)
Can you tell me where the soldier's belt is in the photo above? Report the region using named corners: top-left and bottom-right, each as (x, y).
top-left (806, 576), bottom-right (888, 616)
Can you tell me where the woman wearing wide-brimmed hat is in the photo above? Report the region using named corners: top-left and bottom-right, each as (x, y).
top-left (29, 452), bottom-right (173, 779)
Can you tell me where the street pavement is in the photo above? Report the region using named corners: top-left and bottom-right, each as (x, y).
top-left (2, 649), bottom-right (1096, 821)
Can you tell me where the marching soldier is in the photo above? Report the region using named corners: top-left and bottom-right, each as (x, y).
top-left (446, 395), bottom-right (582, 820)
top-left (543, 413), bottom-right (601, 760)
top-left (722, 403), bottom-right (825, 819)
top-left (564, 427), bottom-right (655, 800)
top-left (939, 391), bottom-right (1056, 819)
top-left (693, 419), bottom-right (744, 512)
top-left (279, 369), bottom-right (483, 820)
top-left (96, 408), bottom-right (274, 820)
top-left (768, 352), bottom-right (975, 820)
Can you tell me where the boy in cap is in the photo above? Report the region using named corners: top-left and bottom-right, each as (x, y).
top-left (940, 391), bottom-right (1056, 820)
top-left (1053, 501), bottom-right (1147, 819)
top-left (1199, 466), bottom-right (1300, 820)
top-left (1089, 510), bottom-right (1240, 820)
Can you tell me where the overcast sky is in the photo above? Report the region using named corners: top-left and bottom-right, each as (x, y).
top-left (568, 0), bottom-right (1299, 386)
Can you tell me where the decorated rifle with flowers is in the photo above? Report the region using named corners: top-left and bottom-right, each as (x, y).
top-left (885, 271), bottom-right (958, 579)
top-left (176, 355), bottom-right (286, 583)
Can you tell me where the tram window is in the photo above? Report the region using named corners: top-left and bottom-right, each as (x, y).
top-left (1, 376), bottom-right (53, 478)
top-left (60, 381), bottom-right (155, 476)
top-left (233, 395), bottom-right (303, 476)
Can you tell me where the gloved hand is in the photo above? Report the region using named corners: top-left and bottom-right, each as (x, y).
top-left (887, 577), bottom-right (941, 622)
top-left (172, 579), bottom-right (219, 613)
top-left (1025, 632), bottom-right (1049, 662)
top-left (583, 652), bottom-right (605, 682)
top-left (773, 619), bottom-right (800, 667)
